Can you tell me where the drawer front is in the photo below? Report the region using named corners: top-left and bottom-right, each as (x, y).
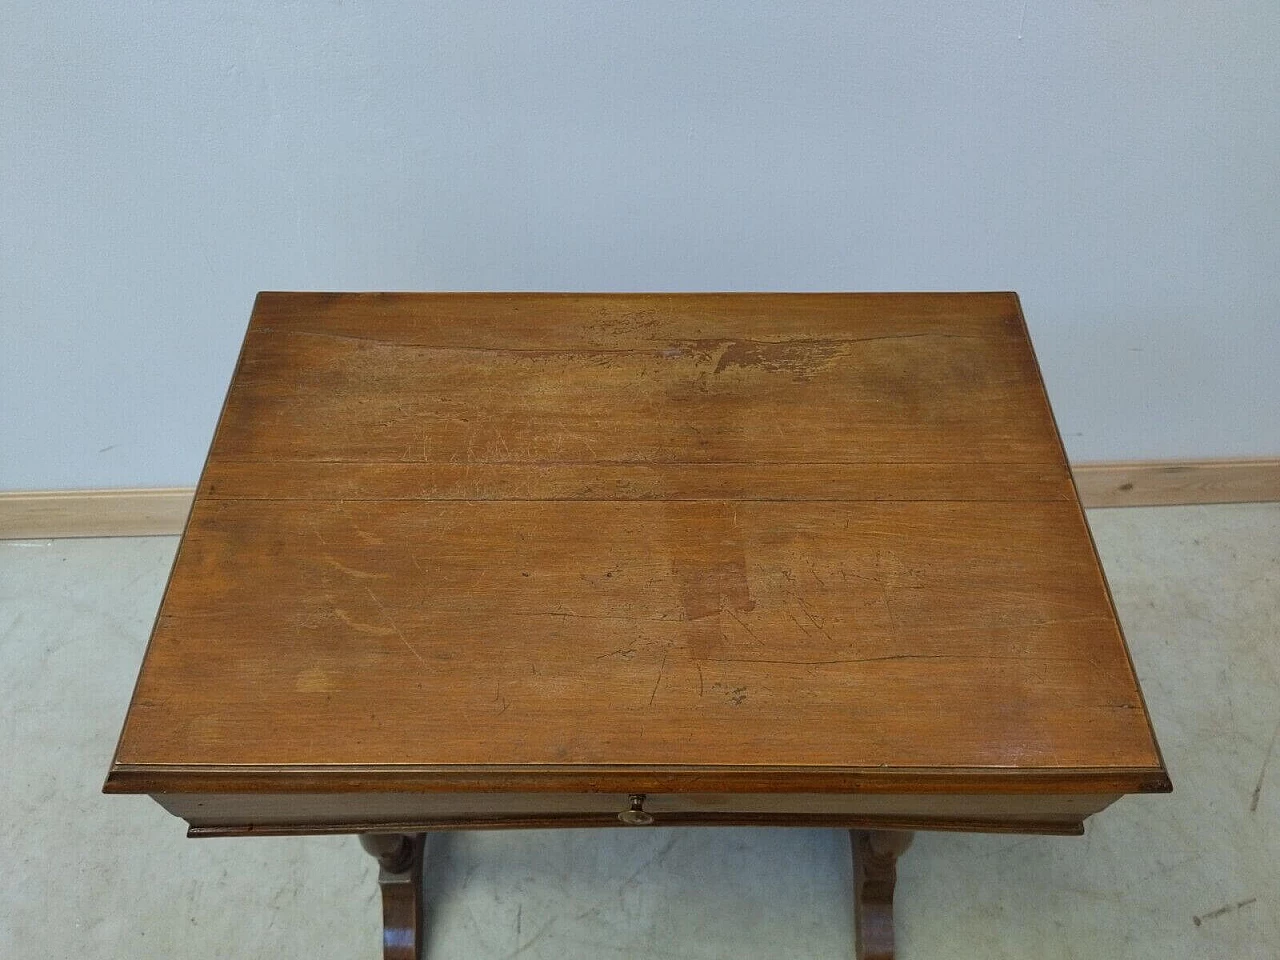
top-left (160, 791), bottom-right (1116, 837)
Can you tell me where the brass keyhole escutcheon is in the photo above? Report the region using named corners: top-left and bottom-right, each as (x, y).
top-left (618, 794), bottom-right (654, 825)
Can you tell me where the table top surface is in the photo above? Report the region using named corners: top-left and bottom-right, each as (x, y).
top-left (108, 292), bottom-right (1168, 797)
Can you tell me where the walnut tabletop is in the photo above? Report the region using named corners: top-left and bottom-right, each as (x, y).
top-left (108, 292), bottom-right (1167, 818)
top-left (107, 293), bottom-right (1169, 958)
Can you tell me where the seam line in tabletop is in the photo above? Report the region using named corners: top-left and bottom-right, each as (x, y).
top-left (192, 497), bottom-right (1074, 503)
top-left (250, 329), bottom-right (996, 346)
top-left (204, 463), bottom-right (1075, 471)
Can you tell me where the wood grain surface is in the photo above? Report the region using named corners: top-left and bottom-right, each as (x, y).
top-left (107, 293), bottom-right (1168, 801)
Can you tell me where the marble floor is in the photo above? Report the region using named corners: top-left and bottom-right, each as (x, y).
top-left (1, 505), bottom-right (1276, 958)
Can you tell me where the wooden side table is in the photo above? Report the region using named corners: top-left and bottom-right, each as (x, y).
top-left (106, 293), bottom-right (1169, 958)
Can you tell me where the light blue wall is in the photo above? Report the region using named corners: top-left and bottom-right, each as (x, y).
top-left (4, 1), bottom-right (1277, 489)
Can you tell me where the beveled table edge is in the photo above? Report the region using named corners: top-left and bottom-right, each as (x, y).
top-left (185, 814), bottom-right (1088, 839)
top-left (104, 762), bottom-right (1173, 797)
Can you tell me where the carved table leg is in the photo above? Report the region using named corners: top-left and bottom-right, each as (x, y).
top-left (360, 833), bottom-right (426, 960)
top-left (851, 830), bottom-right (914, 960)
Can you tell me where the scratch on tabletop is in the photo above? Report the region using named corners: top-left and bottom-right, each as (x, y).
top-left (880, 584), bottom-right (900, 631)
top-left (334, 609), bottom-right (394, 637)
top-left (794, 593), bottom-right (835, 642)
top-left (807, 559), bottom-right (827, 586)
top-left (785, 608), bottom-right (816, 640)
top-left (725, 606), bottom-right (764, 645)
top-left (649, 651), bottom-right (669, 705)
top-left (324, 555), bottom-right (390, 580)
top-left (364, 586), bottom-right (426, 664)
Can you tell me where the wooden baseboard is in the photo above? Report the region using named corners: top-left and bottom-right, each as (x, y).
top-left (1, 459), bottom-right (1277, 539)
top-left (1070, 458), bottom-right (1280, 508)
top-left (0, 488), bottom-right (194, 540)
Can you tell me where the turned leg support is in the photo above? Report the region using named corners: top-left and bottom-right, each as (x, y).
top-left (356, 829), bottom-right (907, 959)
top-left (360, 833), bottom-right (426, 960)
top-left (851, 830), bottom-right (913, 960)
